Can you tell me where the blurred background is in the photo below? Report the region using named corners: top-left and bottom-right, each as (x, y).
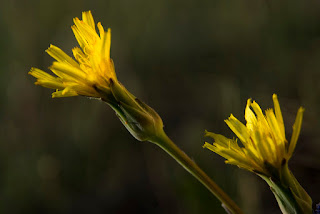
top-left (1, 0), bottom-right (320, 213)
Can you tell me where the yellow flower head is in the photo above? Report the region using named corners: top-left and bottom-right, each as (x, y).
top-left (204, 94), bottom-right (304, 176)
top-left (29, 11), bottom-right (116, 98)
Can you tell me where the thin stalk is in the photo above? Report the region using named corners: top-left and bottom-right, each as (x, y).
top-left (149, 130), bottom-right (244, 214)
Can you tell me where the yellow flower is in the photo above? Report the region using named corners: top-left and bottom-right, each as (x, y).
top-left (29, 11), bottom-right (116, 98)
top-left (203, 94), bottom-right (304, 176)
top-left (29, 11), bottom-right (164, 142)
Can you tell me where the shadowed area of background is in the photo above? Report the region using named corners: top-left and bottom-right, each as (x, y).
top-left (1, 0), bottom-right (320, 213)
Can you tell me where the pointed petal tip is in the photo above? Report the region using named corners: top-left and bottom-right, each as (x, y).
top-left (203, 142), bottom-right (216, 150)
top-left (204, 131), bottom-right (218, 140)
top-left (252, 100), bottom-right (258, 105)
top-left (45, 44), bottom-right (55, 52)
top-left (272, 94), bottom-right (280, 106)
top-left (228, 114), bottom-right (234, 119)
top-left (73, 17), bottom-right (81, 25)
top-left (29, 67), bottom-right (45, 78)
top-left (203, 142), bottom-right (209, 149)
top-left (272, 93), bottom-right (277, 99)
top-left (287, 105), bottom-right (305, 158)
top-left (225, 114), bottom-right (236, 123)
top-left (29, 67), bottom-right (35, 74)
top-left (298, 106), bottom-right (305, 113)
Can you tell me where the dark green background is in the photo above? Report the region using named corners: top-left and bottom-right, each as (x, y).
top-left (1, 0), bottom-right (320, 213)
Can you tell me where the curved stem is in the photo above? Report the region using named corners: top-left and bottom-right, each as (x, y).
top-left (149, 130), bottom-right (244, 214)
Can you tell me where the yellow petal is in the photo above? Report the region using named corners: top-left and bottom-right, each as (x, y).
top-left (250, 129), bottom-right (268, 160)
top-left (265, 109), bottom-right (285, 143)
top-left (29, 67), bottom-right (54, 80)
top-left (273, 94), bottom-right (286, 140)
top-left (105, 28), bottom-right (111, 60)
top-left (35, 79), bottom-right (64, 89)
top-left (50, 61), bottom-right (87, 81)
top-left (29, 68), bottom-right (65, 89)
top-left (97, 22), bottom-right (104, 39)
top-left (73, 17), bottom-right (98, 46)
top-left (82, 11), bottom-right (95, 30)
top-left (98, 26), bottom-right (111, 60)
top-left (204, 142), bottom-right (256, 171)
top-left (46, 45), bottom-right (79, 67)
top-left (245, 99), bottom-right (257, 130)
top-left (265, 135), bottom-right (279, 164)
top-left (66, 83), bottom-right (98, 97)
top-left (205, 131), bottom-right (232, 147)
top-left (71, 24), bottom-right (87, 50)
top-left (242, 142), bottom-right (264, 169)
top-left (250, 101), bottom-right (269, 129)
top-left (52, 88), bottom-right (78, 98)
top-left (72, 47), bottom-right (89, 67)
top-left (288, 107), bottom-right (304, 159)
top-left (225, 159), bottom-right (255, 172)
top-left (225, 114), bottom-right (249, 144)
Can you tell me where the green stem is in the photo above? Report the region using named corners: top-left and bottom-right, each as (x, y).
top-left (149, 130), bottom-right (244, 214)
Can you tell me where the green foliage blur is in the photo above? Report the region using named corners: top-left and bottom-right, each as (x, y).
top-left (1, 0), bottom-right (320, 213)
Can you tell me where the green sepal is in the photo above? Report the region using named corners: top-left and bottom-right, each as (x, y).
top-left (115, 101), bottom-right (153, 141)
top-left (260, 174), bottom-right (300, 214)
top-left (258, 162), bottom-right (312, 214)
top-left (280, 163), bottom-right (313, 214)
top-left (96, 78), bottom-right (163, 142)
top-left (109, 78), bottom-right (138, 108)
